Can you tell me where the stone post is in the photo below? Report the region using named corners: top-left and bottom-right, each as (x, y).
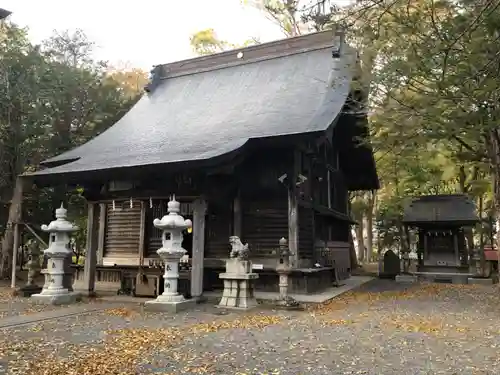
top-left (275, 237), bottom-right (300, 309)
top-left (145, 196), bottom-right (196, 313)
top-left (31, 204), bottom-right (81, 304)
top-left (401, 249), bottom-right (410, 274)
top-left (18, 242), bottom-right (42, 297)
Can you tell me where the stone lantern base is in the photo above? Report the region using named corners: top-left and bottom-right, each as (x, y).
top-left (144, 295), bottom-right (196, 313)
top-left (31, 290), bottom-right (81, 305)
top-left (274, 296), bottom-right (302, 310)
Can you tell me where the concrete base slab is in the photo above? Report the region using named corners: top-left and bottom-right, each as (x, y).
top-left (412, 271), bottom-right (472, 284)
top-left (193, 296), bottom-right (208, 304)
top-left (88, 277), bottom-right (374, 306)
top-left (395, 274), bottom-right (418, 283)
top-left (74, 289), bottom-right (98, 298)
top-left (31, 291), bottom-right (82, 305)
top-left (272, 300), bottom-right (303, 311)
top-left (205, 276), bottom-right (374, 304)
top-left (215, 303), bottom-right (257, 311)
top-left (467, 277), bottom-right (498, 285)
top-left (144, 298), bottom-right (196, 313)
top-left (16, 285), bottom-right (43, 297)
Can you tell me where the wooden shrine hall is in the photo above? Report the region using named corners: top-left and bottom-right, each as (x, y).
top-left (24, 30), bottom-right (379, 298)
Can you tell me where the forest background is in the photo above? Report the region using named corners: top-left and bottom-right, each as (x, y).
top-left (1, 0), bottom-right (498, 276)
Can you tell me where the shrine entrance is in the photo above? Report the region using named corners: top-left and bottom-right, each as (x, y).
top-left (403, 195), bottom-right (479, 282)
top-left (423, 228), bottom-right (461, 267)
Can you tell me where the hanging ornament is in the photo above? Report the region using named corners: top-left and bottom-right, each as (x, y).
top-left (149, 197), bottom-right (153, 208)
top-left (130, 197), bottom-right (133, 208)
top-left (112, 200), bottom-right (116, 211)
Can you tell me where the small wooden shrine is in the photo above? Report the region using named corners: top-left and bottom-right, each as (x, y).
top-left (403, 194), bottom-right (479, 283)
top-left (23, 30), bottom-right (379, 298)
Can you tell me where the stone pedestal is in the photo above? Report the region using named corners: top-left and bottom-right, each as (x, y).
top-left (218, 258), bottom-right (258, 310)
top-left (144, 196), bottom-right (195, 313)
top-left (395, 274), bottom-right (418, 283)
top-left (31, 204), bottom-right (81, 305)
top-left (145, 251), bottom-right (196, 313)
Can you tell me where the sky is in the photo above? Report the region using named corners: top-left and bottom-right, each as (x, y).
top-left (2, 0), bottom-right (352, 71)
top-left (2, 0), bottom-right (286, 70)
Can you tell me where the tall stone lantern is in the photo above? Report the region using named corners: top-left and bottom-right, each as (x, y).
top-left (31, 204), bottom-right (81, 305)
top-left (275, 237), bottom-right (300, 309)
top-left (145, 196), bottom-right (196, 313)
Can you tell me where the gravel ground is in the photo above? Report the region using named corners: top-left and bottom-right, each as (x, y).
top-left (1, 280), bottom-right (500, 375)
top-left (0, 287), bottom-right (96, 319)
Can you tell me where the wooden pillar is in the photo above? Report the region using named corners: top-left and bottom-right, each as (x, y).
top-left (288, 149), bottom-right (300, 268)
top-left (96, 203), bottom-right (106, 265)
top-left (191, 198), bottom-right (207, 298)
top-left (233, 193), bottom-right (242, 237)
top-left (83, 202), bottom-right (99, 295)
top-left (10, 223), bottom-right (20, 289)
top-left (453, 231), bottom-right (459, 266)
top-left (423, 232), bottom-right (428, 264)
top-left (138, 201), bottom-right (146, 266)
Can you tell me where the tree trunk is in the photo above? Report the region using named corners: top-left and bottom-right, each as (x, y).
top-left (348, 229), bottom-right (358, 270)
top-left (365, 192), bottom-right (375, 262)
top-left (377, 222), bottom-right (383, 275)
top-left (492, 166), bottom-right (500, 275)
top-left (0, 177), bottom-right (24, 279)
top-left (355, 219), bottom-right (365, 263)
top-left (487, 130), bottom-right (500, 274)
top-left (458, 165), bottom-right (475, 252)
top-left (477, 195), bottom-right (485, 274)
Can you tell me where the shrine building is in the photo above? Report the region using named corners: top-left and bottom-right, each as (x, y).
top-left (24, 30), bottom-right (379, 298)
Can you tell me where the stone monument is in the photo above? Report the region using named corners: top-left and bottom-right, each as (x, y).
top-left (218, 236), bottom-right (258, 310)
top-left (395, 249), bottom-right (417, 283)
top-left (31, 204), bottom-right (81, 304)
top-left (18, 242), bottom-right (43, 297)
top-left (145, 195), bottom-right (196, 313)
top-left (275, 237), bottom-right (300, 309)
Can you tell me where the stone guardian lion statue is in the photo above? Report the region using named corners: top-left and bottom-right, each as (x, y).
top-left (229, 236), bottom-right (249, 260)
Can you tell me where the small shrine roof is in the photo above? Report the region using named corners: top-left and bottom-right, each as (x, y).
top-left (403, 194), bottom-right (479, 226)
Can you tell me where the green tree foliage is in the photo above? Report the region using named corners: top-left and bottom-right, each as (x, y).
top-left (190, 28), bottom-right (260, 55)
top-left (241, 0), bottom-right (500, 257)
top-left (0, 22), bottom-right (147, 276)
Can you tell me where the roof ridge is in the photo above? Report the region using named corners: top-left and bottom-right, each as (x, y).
top-left (144, 30), bottom-right (345, 92)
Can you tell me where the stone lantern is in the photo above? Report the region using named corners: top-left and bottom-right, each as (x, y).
top-left (31, 204), bottom-right (81, 305)
top-left (18, 242), bottom-right (42, 297)
top-left (275, 237), bottom-right (300, 309)
top-left (145, 195), bottom-right (196, 313)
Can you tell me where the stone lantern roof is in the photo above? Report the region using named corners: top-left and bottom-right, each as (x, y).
top-left (153, 196), bottom-right (192, 230)
top-left (41, 204), bottom-right (78, 233)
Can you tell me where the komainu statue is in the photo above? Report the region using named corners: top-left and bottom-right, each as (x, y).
top-left (229, 236), bottom-right (249, 260)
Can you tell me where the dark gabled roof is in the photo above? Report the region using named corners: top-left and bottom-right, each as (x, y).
top-left (0, 8), bottom-right (11, 20)
top-left (28, 31), bottom-right (364, 179)
top-left (403, 194), bottom-right (479, 226)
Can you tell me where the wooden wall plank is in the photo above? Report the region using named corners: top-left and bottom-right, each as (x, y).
top-left (242, 199), bottom-right (288, 257)
top-left (205, 205), bottom-right (231, 258)
top-left (104, 201), bottom-right (141, 256)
